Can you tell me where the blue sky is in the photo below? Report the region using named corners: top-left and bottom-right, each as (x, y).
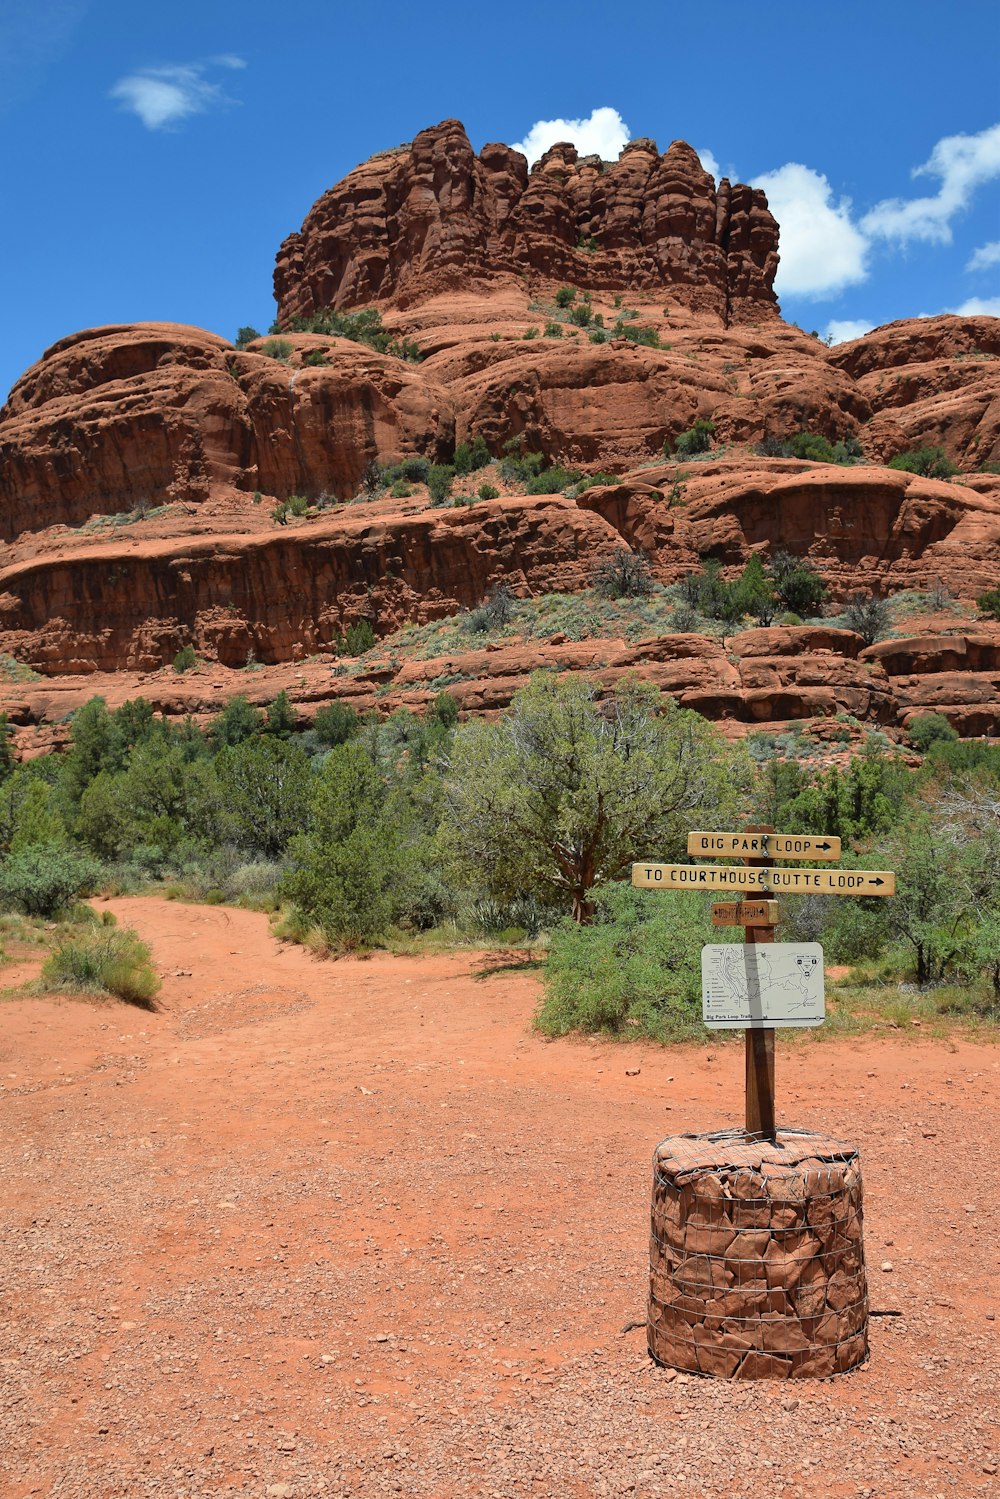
top-left (2, 0), bottom-right (1000, 402)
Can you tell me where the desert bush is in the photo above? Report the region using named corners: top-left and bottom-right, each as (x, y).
top-left (673, 419), bottom-right (715, 457)
top-left (287, 494), bottom-right (309, 517)
top-left (908, 713), bottom-right (959, 752)
top-left (523, 327), bottom-right (539, 340)
top-left (428, 691), bottom-right (459, 729)
top-left (390, 479), bottom-right (413, 498)
top-left (427, 464), bottom-right (455, 505)
top-left (42, 926), bottom-right (160, 1008)
top-left (524, 465), bottom-right (581, 494)
top-left (976, 587), bottom-right (1000, 619)
top-left (0, 847), bottom-right (100, 918)
top-left (769, 551), bottom-right (828, 617)
top-left (554, 287), bottom-right (576, 308)
top-left (592, 547), bottom-right (653, 599)
top-left (343, 620), bottom-right (377, 655)
top-left (589, 329), bottom-right (609, 344)
top-left (464, 582), bottom-right (515, 633)
top-left (477, 482), bottom-right (499, 501)
top-left (359, 462), bottom-right (386, 500)
top-left (261, 338), bottom-right (293, 362)
top-left (223, 861), bottom-right (283, 907)
top-left (453, 435), bottom-right (491, 475)
top-left (538, 884), bottom-right (706, 1039)
top-left (234, 326), bottom-right (260, 349)
top-left (314, 703), bottom-right (360, 747)
top-left (614, 322), bottom-right (660, 347)
top-left (569, 303), bottom-right (592, 327)
top-left (788, 432), bottom-right (836, 463)
top-left (172, 645), bottom-right (198, 674)
top-left (543, 322), bottom-right (564, 339)
top-left (888, 446), bottom-right (958, 479)
top-left (843, 593), bottom-right (893, 645)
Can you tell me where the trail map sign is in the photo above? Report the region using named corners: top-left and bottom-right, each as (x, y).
top-left (632, 864), bottom-right (895, 896)
top-left (702, 943), bottom-right (825, 1028)
top-left (631, 823), bottom-right (896, 1141)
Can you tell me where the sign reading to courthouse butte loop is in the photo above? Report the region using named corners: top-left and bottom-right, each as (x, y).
top-left (632, 863), bottom-right (895, 896)
top-left (687, 832), bottom-right (841, 861)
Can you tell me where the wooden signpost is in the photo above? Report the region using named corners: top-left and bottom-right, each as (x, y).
top-left (632, 824), bottom-right (895, 1142)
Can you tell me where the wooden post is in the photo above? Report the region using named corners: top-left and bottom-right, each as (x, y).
top-left (744, 825), bottom-right (776, 1141)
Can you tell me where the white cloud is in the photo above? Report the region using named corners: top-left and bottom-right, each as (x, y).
top-left (754, 163), bottom-right (868, 299)
top-left (110, 57), bottom-right (244, 130)
top-left (512, 107), bottom-right (630, 166)
top-left (949, 296), bottom-right (1000, 318)
top-left (862, 122), bottom-right (1000, 244)
top-left (967, 239), bottom-right (1000, 273)
top-left (823, 318), bottom-right (875, 345)
top-left (696, 148), bottom-right (720, 182)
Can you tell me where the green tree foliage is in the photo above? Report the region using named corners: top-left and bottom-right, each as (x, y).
top-left (888, 447), bottom-right (958, 479)
top-left (672, 419), bottom-right (715, 457)
top-left (427, 464), bottom-right (455, 505)
top-left (453, 435), bottom-right (490, 475)
top-left (908, 713), bottom-right (959, 752)
top-left (554, 287), bottom-right (576, 308)
top-left (211, 696), bottom-right (264, 748)
top-left (769, 551), bottom-right (828, 617)
top-left (976, 587), bottom-right (1000, 620)
top-left (313, 703), bottom-right (360, 747)
top-left (281, 743), bottom-right (407, 946)
top-left (0, 846), bottom-right (99, 917)
top-left (76, 742), bottom-right (219, 863)
top-left (234, 326), bottom-right (260, 349)
top-left (440, 673), bottom-right (750, 921)
top-left (843, 593), bottom-right (893, 645)
top-left (217, 737), bottom-right (312, 858)
top-left (265, 690), bottom-right (299, 739)
top-left (539, 883), bottom-right (707, 1037)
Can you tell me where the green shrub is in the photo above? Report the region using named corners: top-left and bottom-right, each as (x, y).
top-left (589, 329), bottom-right (609, 344)
top-left (287, 494), bottom-right (309, 517)
top-left (788, 431), bottom-right (837, 463)
top-left (390, 479), bottom-right (414, 498)
top-left (314, 702), bottom-right (360, 746)
top-left (592, 548), bottom-right (653, 599)
top-left (303, 349), bottom-right (328, 367)
top-left (285, 306), bottom-right (421, 362)
top-left (0, 847), bottom-right (100, 918)
top-left (554, 287), bottom-right (576, 308)
top-left (525, 465), bottom-right (581, 494)
top-left (172, 645), bottom-right (198, 674)
top-left (843, 593), bottom-right (893, 645)
top-left (538, 884), bottom-right (707, 1039)
top-left (464, 583), bottom-right (515, 633)
top-left (234, 326), bottom-right (260, 349)
top-left (343, 620), bottom-right (377, 655)
top-left (888, 447), bottom-right (958, 479)
top-left (908, 713), bottom-right (959, 751)
top-left (427, 464), bottom-right (455, 505)
top-left (673, 419), bottom-right (715, 457)
top-left (477, 482), bottom-right (500, 501)
top-left (614, 322), bottom-right (660, 347)
top-left (769, 551), bottom-right (828, 617)
top-left (976, 587), bottom-right (1000, 619)
top-left (569, 303), bottom-right (593, 327)
top-left (543, 322), bottom-right (564, 339)
top-left (428, 690), bottom-right (459, 728)
top-left (453, 435), bottom-right (491, 475)
top-left (523, 327), bottom-right (539, 340)
top-left (42, 926), bottom-right (160, 1008)
top-left (261, 338), bottom-right (293, 362)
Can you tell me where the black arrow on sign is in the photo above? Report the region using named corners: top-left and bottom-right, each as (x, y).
top-left (816, 841), bottom-right (832, 850)
top-left (870, 877), bottom-right (885, 886)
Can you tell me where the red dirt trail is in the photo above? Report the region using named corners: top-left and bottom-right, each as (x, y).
top-left (1, 897), bottom-right (997, 1498)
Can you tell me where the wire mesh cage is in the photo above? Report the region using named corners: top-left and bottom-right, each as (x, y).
top-left (648, 1127), bottom-right (868, 1379)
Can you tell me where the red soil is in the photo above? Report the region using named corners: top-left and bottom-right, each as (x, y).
top-left (1, 898), bottom-right (998, 1497)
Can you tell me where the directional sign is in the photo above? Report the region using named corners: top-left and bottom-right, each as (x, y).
top-left (702, 943), bottom-right (825, 1028)
top-left (632, 863), bottom-right (895, 896)
top-left (688, 831), bottom-right (841, 861)
top-left (712, 900), bottom-right (780, 927)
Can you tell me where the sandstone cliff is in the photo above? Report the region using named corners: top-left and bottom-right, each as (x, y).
top-left (273, 120), bottom-right (780, 328)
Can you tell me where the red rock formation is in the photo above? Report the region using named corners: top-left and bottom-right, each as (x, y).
top-left (273, 120), bottom-right (780, 328)
top-left (0, 325), bottom-right (453, 537)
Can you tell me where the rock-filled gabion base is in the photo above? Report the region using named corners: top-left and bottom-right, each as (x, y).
top-left (648, 1128), bottom-right (868, 1379)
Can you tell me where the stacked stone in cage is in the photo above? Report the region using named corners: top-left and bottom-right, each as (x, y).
top-left (648, 1128), bottom-right (868, 1379)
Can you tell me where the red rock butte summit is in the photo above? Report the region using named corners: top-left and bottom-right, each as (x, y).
top-left (273, 119), bottom-right (780, 327)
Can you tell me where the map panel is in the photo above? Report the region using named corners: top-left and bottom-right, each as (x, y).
top-left (701, 943), bottom-right (825, 1028)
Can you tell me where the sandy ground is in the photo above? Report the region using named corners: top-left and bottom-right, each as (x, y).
top-left (1, 898), bottom-right (998, 1499)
